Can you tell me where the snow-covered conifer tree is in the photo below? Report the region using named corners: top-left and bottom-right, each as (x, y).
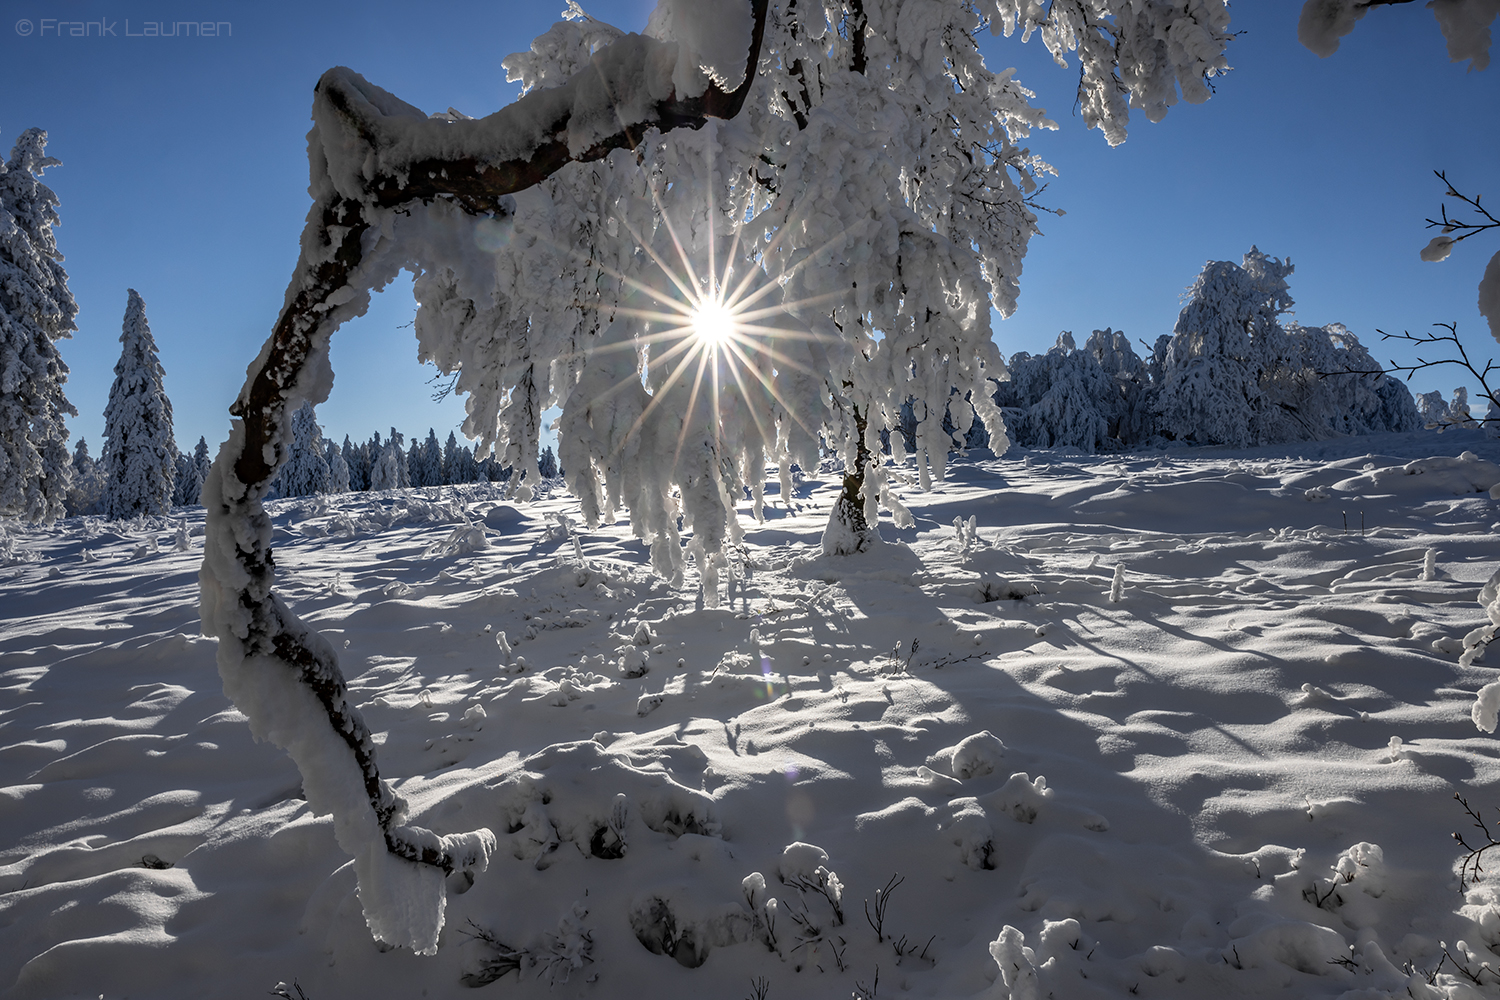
top-left (341, 436), bottom-right (368, 491)
top-left (173, 451), bottom-right (203, 506)
top-left (273, 401), bottom-right (332, 496)
top-left (368, 429), bottom-right (408, 492)
top-left (407, 428), bottom-right (439, 487)
top-left (198, 1), bottom-right (1237, 954)
top-left (326, 438), bottom-right (351, 493)
top-left (65, 437), bottom-right (104, 517)
top-left (0, 128), bottom-right (77, 522)
top-left (101, 290), bottom-right (178, 519)
top-left (538, 444), bottom-right (558, 479)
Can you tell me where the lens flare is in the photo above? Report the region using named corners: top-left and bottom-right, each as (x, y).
top-left (690, 297), bottom-right (736, 351)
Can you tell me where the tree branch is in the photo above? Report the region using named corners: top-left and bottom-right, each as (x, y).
top-left (206, 0), bottom-right (769, 883)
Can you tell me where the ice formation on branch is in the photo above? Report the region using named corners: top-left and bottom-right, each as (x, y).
top-left (102, 290), bottom-right (178, 519)
top-left (201, 0), bottom-right (1232, 952)
top-left (0, 128), bottom-right (76, 523)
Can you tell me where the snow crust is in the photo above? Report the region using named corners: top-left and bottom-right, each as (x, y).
top-left (11, 433), bottom-right (1500, 996)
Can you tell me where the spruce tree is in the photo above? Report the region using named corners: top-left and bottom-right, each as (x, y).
top-left (538, 445), bottom-right (558, 479)
top-left (410, 428), bottom-right (441, 488)
top-left (341, 435), bottom-right (367, 491)
top-left (0, 128), bottom-right (77, 522)
top-left (101, 289), bottom-right (178, 518)
top-left (173, 452), bottom-right (201, 506)
top-left (193, 435), bottom-right (211, 477)
top-left (65, 437), bottom-right (104, 516)
top-left (276, 401), bottom-right (331, 496)
top-left (326, 438), bottom-right (351, 493)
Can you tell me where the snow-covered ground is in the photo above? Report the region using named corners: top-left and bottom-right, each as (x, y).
top-left (7, 432), bottom-right (1500, 1000)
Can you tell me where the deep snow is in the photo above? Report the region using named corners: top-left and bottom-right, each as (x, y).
top-left (7, 432), bottom-right (1500, 999)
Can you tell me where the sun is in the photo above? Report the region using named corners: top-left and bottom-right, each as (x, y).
top-left (689, 297), bottom-right (736, 351)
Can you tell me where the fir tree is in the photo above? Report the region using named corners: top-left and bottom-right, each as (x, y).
top-left (173, 451), bottom-right (203, 506)
top-left (192, 436), bottom-right (212, 486)
top-left (65, 437), bottom-right (104, 517)
top-left (0, 128), bottom-right (77, 522)
top-left (538, 445), bottom-right (558, 479)
top-left (326, 438), bottom-right (351, 493)
top-left (101, 289), bottom-right (177, 518)
top-left (341, 435), bottom-right (367, 491)
top-left (410, 428), bottom-right (442, 488)
top-left (443, 431), bottom-right (477, 484)
top-left (276, 401), bottom-right (331, 497)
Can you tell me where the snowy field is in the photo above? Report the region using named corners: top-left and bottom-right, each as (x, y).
top-left (9, 433), bottom-right (1500, 1000)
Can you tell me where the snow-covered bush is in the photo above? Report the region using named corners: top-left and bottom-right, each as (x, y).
top-left (0, 128), bottom-right (76, 523)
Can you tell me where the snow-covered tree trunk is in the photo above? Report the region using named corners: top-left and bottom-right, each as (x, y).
top-left (101, 289), bottom-right (178, 519)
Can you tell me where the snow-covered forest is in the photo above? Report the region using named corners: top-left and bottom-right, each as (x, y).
top-left (4, 0), bottom-right (1500, 998)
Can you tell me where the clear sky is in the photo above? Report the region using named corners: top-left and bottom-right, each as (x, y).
top-left (3, 1), bottom-right (1496, 455)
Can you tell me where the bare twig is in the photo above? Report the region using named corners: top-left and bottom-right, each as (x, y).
top-left (1321, 323), bottom-right (1500, 427)
top-left (1426, 170), bottom-right (1500, 248)
top-left (864, 872), bottom-right (904, 943)
top-left (1454, 793), bottom-right (1500, 889)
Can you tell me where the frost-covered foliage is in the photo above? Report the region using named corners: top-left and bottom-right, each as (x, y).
top-left (1418, 390), bottom-right (1453, 429)
top-left (0, 128), bottom-right (76, 523)
top-left (1155, 248), bottom-right (1294, 448)
top-left (443, 430), bottom-right (479, 484)
top-left (998, 252), bottom-right (1420, 451)
top-left (172, 435), bottom-right (213, 507)
top-left (384, 0), bottom-right (1233, 580)
top-left (996, 332), bottom-right (1122, 454)
top-left (538, 444), bottom-right (559, 479)
top-left (101, 289), bottom-right (178, 519)
top-left (342, 435), bottom-right (369, 492)
top-left (1300, 0), bottom-right (1496, 70)
top-left (274, 402), bottom-right (332, 498)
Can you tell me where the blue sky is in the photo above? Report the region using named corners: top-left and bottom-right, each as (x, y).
top-left (2, 1), bottom-right (1496, 454)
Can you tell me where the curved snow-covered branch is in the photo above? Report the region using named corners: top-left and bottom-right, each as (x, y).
top-left (201, 0), bottom-right (768, 954)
